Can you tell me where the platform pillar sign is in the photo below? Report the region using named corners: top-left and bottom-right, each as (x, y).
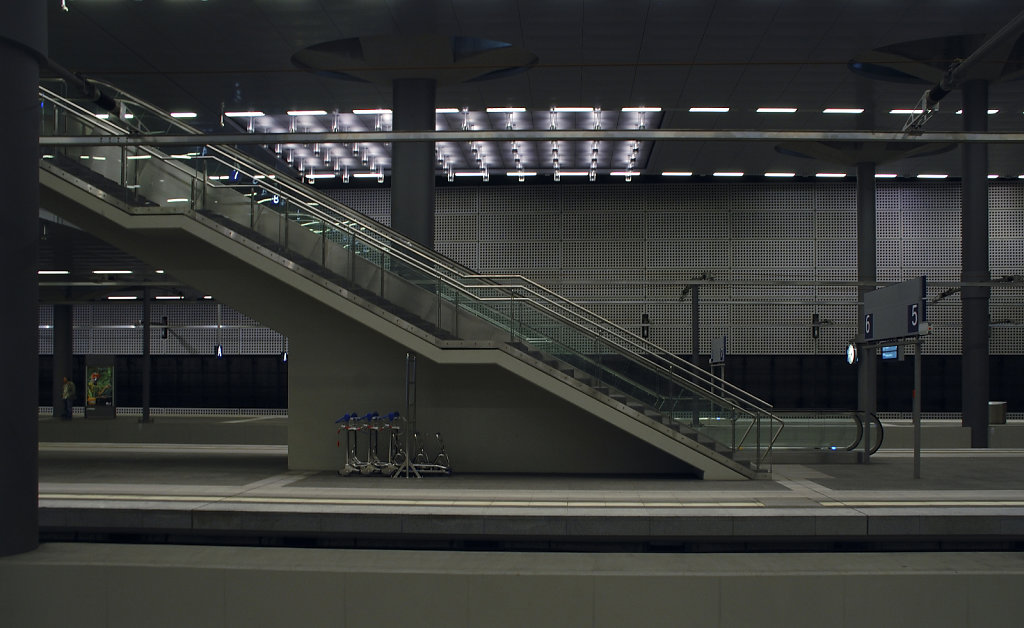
top-left (84, 356), bottom-right (116, 419)
top-left (709, 336), bottom-right (727, 397)
top-left (861, 276), bottom-right (930, 478)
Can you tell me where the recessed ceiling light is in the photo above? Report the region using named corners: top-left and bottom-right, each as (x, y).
top-left (126, 155), bottom-right (151, 160)
top-left (352, 172), bottom-right (385, 178)
top-left (690, 107), bottom-right (729, 113)
top-left (552, 107), bottom-right (593, 113)
top-left (287, 110), bottom-right (328, 116)
top-left (38, 270), bottom-right (70, 275)
top-left (154, 295), bottom-right (184, 300)
top-left (764, 172), bottom-right (796, 177)
top-left (661, 171), bottom-right (693, 176)
top-left (622, 107), bottom-right (662, 112)
top-left (353, 108), bottom-right (391, 115)
top-left (875, 173), bottom-right (898, 178)
top-left (823, 108), bottom-right (864, 114)
top-left (504, 171), bottom-right (537, 176)
top-left (92, 270), bottom-right (132, 274)
top-left (305, 173), bottom-right (336, 179)
top-left (166, 198), bottom-right (190, 203)
top-left (890, 109), bottom-right (924, 114)
top-left (155, 270), bottom-right (165, 274)
top-left (107, 295), bottom-right (138, 300)
top-left (917, 174), bottom-right (948, 179)
top-left (713, 171), bottom-right (743, 177)
top-left (454, 171), bottom-right (487, 177)
top-left (435, 108), bottom-right (460, 114)
top-left (224, 111), bottom-right (265, 118)
top-left (486, 107), bottom-right (526, 113)
top-left (610, 171), bottom-right (640, 176)
top-left (757, 108), bottom-right (797, 113)
top-left (988, 174), bottom-right (999, 179)
top-left (170, 112), bottom-right (197, 118)
top-left (555, 171), bottom-right (590, 176)
top-left (816, 173), bottom-right (846, 178)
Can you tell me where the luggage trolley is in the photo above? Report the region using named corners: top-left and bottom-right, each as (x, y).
top-left (335, 411), bottom-right (373, 476)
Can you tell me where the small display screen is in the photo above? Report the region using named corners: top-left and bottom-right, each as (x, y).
top-left (881, 345), bottom-right (899, 360)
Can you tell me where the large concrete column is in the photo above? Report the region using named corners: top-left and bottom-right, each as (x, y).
top-left (0, 3), bottom-right (45, 557)
top-left (390, 78), bottom-right (436, 249)
top-left (961, 79), bottom-right (990, 448)
top-left (856, 162), bottom-right (878, 433)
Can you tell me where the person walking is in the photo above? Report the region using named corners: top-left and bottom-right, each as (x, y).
top-left (61, 376), bottom-right (76, 420)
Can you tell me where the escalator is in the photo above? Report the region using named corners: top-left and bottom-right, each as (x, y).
top-left (38, 81), bottom-right (785, 479)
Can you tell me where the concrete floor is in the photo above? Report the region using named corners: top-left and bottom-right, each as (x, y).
top-left (10, 413), bottom-right (1024, 627)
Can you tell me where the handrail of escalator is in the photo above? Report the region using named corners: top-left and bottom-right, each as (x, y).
top-left (847, 412), bottom-right (865, 452)
top-left (40, 81), bottom-right (782, 443)
top-left (861, 411), bottom-right (884, 455)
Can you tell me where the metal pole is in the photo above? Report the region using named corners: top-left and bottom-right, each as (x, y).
top-left (857, 161), bottom-right (878, 463)
top-left (691, 284), bottom-right (700, 427)
top-left (141, 288), bottom-right (152, 423)
top-left (913, 339), bottom-right (922, 479)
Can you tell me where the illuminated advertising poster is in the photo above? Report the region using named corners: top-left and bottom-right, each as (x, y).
top-left (85, 365), bottom-right (114, 407)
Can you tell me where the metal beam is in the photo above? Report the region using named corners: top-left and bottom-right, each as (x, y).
top-left (38, 129), bottom-right (1024, 147)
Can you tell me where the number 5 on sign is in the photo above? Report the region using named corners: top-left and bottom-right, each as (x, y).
top-left (908, 303), bottom-right (919, 333)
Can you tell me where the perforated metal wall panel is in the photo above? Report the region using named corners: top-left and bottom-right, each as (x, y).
top-left (44, 181), bottom-right (1022, 359)
top-left (40, 302), bottom-right (284, 356)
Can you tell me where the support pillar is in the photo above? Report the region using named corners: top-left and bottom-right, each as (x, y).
top-left (0, 2), bottom-right (45, 557)
top-left (961, 79), bottom-right (991, 448)
top-left (390, 78), bottom-right (437, 249)
top-left (52, 305), bottom-right (73, 417)
top-left (856, 162), bottom-right (878, 458)
top-left (141, 289), bottom-right (152, 423)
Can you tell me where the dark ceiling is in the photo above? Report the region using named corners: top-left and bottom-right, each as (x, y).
top-left (46, 1), bottom-right (1024, 178)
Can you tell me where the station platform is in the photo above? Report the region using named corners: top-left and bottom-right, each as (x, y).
top-left (37, 414), bottom-right (1024, 552)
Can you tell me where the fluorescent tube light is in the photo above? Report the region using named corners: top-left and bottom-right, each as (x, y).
top-left (224, 111), bottom-right (265, 118)
top-left (823, 108), bottom-right (864, 114)
top-left (890, 109), bottom-right (924, 114)
top-left (661, 171), bottom-right (693, 176)
top-left (988, 174), bottom-right (999, 179)
top-left (126, 155), bottom-right (151, 160)
top-left (287, 110), bottom-right (327, 116)
top-left (917, 174), bottom-right (948, 179)
top-left (166, 198), bottom-right (190, 203)
top-left (757, 108), bottom-right (797, 113)
top-left (486, 107), bottom-right (526, 113)
top-left (504, 171), bottom-right (537, 176)
top-left (352, 108), bottom-right (391, 115)
top-left (107, 296), bottom-right (138, 300)
top-left (552, 107), bottom-right (593, 113)
top-left (305, 173), bottom-right (336, 179)
top-left (435, 108), bottom-right (460, 114)
top-left (154, 295), bottom-right (184, 300)
top-left (92, 270), bottom-right (132, 274)
top-left (38, 270), bottom-right (70, 275)
top-left (816, 172), bottom-right (846, 178)
top-left (170, 112), bottom-right (197, 118)
top-left (555, 171), bottom-right (590, 176)
top-left (764, 172), bottom-right (796, 177)
top-left (690, 107), bottom-right (729, 113)
top-left (713, 171), bottom-right (744, 177)
top-left (955, 109), bottom-right (998, 114)
top-left (875, 173), bottom-right (898, 179)
top-left (622, 107), bottom-right (662, 112)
